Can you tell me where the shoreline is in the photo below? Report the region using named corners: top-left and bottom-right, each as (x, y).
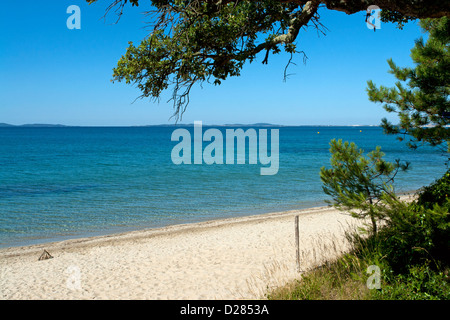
top-left (0, 205), bottom-right (329, 259)
top-left (0, 190), bottom-right (418, 251)
top-left (0, 194), bottom-right (416, 300)
top-left (0, 200), bottom-right (327, 251)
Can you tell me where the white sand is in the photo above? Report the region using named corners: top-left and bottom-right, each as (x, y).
top-left (0, 205), bottom-right (371, 300)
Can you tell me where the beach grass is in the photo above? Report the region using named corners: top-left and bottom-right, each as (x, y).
top-left (265, 228), bottom-right (373, 300)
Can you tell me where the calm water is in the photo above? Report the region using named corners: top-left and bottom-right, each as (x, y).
top-left (0, 126), bottom-right (447, 248)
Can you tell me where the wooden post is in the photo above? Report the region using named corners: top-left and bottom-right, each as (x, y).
top-left (295, 215), bottom-right (300, 273)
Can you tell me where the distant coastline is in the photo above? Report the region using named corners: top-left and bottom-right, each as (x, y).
top-left (0, 123), bottom-right (381, 128)
top-left (0, 123), bottom-right (67, 128)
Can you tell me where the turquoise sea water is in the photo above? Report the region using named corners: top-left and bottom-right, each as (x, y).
top-left (0, 126), bottom-right (447, 248)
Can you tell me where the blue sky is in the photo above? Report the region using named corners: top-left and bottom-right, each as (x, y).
top-left (0, 1), bottom-right (424, 126)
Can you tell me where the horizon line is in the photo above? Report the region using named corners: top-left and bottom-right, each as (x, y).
top-left (0, 122), bottom-right (382, 128)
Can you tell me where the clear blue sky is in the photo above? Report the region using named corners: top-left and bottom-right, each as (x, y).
top-left (0, 1), bottom-right (424, 126)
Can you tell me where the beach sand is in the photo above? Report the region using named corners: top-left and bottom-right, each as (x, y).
top-left (0, 205), bottom-right (374, 300)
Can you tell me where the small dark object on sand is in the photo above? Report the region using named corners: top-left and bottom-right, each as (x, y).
top-left (38, 249), bottom-right (53, 261)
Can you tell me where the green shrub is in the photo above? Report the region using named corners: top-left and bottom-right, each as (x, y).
top-left (371, 264), bottom-right (450, 300)
top-left (345, 226), bottom-right (450, 300)
top-left (379, 200), bottom-right (449, 273)
top-left (417, 169), bottom-right (450, 209)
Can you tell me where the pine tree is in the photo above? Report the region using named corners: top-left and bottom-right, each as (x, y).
top-left (367, 17), bottom-right (449, 152)
top-left (320, 139), bottom-right (408, 235)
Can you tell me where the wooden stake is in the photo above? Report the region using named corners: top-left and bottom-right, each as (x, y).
top-left (295, 215), bottom-right (300, 273)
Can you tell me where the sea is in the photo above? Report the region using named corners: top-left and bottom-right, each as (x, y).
top-left (0, 125), bottom-right (447, 248)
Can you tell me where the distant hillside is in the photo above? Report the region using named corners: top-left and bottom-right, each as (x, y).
top-left (222, 123), bottom-right (279, 127)
top-left (20, 124), bottom-right (67, 127)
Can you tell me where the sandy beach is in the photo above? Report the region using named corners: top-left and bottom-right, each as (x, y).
top-left (0, 205), bottom-right (371, 300)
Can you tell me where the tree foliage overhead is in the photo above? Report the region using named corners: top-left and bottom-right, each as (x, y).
top-left (87, 0), bottom-right (450, 120)
top-left (367, 17), bottom-right (449, 151)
